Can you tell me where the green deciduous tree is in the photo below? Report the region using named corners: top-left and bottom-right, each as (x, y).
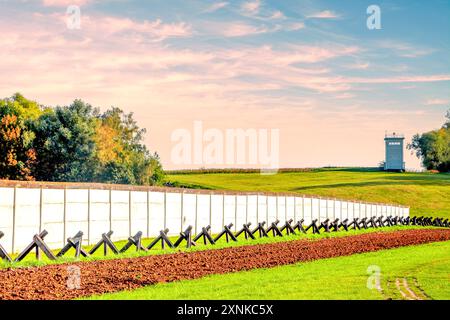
top-left (408, 109), bottom-right (450, 172)
top-left (31, 99), bottom-right (99, 182)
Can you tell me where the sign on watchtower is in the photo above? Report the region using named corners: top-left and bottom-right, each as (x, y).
top-left (384, 132), bottom-right (405, 172)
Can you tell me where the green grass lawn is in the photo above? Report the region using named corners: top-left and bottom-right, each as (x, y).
top-left (1, 224), bottom-right (423, 269)
top-left (166, 168), bottom-right (450, 219)
top-left (85, 240), bottom-right (450, 300)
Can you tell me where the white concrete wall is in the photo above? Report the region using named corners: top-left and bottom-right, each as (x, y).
top-left (0, 185), bottom-right (410, 253)
top-left (0, 188), bottom-right (14, 252)
top-left (88, 189), bottom-right (109, 245)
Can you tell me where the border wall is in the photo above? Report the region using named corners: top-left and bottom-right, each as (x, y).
top-left (0, 180), bottom-right (409, 253)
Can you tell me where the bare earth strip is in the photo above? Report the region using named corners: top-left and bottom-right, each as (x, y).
top-left (395, 278), bottom-right (411, 300)
top-left (1, 229), bottom-right (449, 300)
top-left (402, 278), bottom-right (422, 300)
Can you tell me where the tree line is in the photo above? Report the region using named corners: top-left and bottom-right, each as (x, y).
top-left (0, 93), bottom-right (164, 184)
top-left (408, 109), bottom-right (450, 172)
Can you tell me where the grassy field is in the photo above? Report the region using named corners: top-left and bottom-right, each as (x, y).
top-left (5, 168), bottom-right (449, 301)
top-left (85, 240), bottom-right (450, 300)
top-left (1, 225), bottom-right (422, 269)
top-left (166, 168), bottom-right (450, 219)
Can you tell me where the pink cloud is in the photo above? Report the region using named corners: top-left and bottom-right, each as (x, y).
top-left (269, 10), bottom-right (285, 20)
top-left (346, 62), bottom-right (370, 70)
top-left (31, 11), bottom-right (192, 42)
top-left (204, 2), bottom-right (229, 13)
top-left (274, 45), bottom-right (360, 64)
top-left (207, 18), bottom-right (303, 37)
top-left (43, 0), bottom-right (92, 6)
top-left (349, 74), bottom-right (450, 84)
top-left (241, 0), bottom-right (261, 14)
top-left (287, 22), bottom-right (305, 31)
top-left (221, 22), bottom-right (269, 37)
top-left (307, 10), bottom-right (340, 19)
top-left (377, 40), bottom-right (434, 58)
top-left (398, 85), bottom-right (417, 90)
top-left (334, 93), bottom-right (355, 99)
top-left (52, 13), bottom-right (191, 42)
top-left (425, 99), bottom-right (449, 106)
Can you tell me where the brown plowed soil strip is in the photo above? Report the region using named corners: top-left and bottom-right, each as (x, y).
top-left (1, 229), bottom-right (449, 300)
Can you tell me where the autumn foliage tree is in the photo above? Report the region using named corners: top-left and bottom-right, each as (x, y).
top-left (94, 107), bottom-right (163, 184)
top-left (0, 94), bottom-right (40, 180)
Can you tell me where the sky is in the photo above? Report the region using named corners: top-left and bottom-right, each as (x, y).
top-left (1, 0), bottom-right (449, 170)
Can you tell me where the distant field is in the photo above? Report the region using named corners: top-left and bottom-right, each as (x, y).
top-left (86, 240), bottom-right (450, 300)
top-left (166, 168), bottom-right (450, 219)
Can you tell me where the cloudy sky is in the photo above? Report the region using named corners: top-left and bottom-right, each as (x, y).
top-left (1, 0), bottom-right (449, 169)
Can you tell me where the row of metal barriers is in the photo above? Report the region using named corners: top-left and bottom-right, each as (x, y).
top-left (0, 215), bottom-right (447, 263)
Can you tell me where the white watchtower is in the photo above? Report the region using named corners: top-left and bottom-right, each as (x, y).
top-left (384, 132), bottom-right (405, 172)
